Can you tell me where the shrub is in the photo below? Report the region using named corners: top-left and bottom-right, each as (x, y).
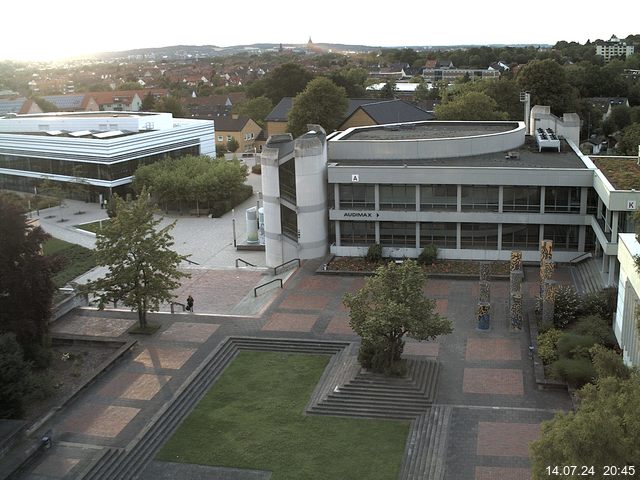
top-left (557, 333), bottom-right (597, 359)
top-left (574, 314), bottom-right (615, 346)
top-left (365, 243), bottom-right (383, 263)
top-left (549, 357), bottom-right (595, 388)
top-left (537, 328), bottom-right (563, 365)
top-left (358, 338), bottom-right (407, 377)
top-left (589, 344), bottom-right (631, 380)
top-left (553, 285), bottom-right (581, 328)
top-left (251, 163), bottom-right (262, 174)
top-left (417, 244), bottom-right (438, 265)
top-left (0, 334), bottom-right (35, 419)
top-left (209, 184), bottom-right (253, 218)
top-left (580, 290), bottom-right (615, 321)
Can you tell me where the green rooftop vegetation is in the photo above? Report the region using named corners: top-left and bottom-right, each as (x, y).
top-left (593, 157), bottom-right (640, 190)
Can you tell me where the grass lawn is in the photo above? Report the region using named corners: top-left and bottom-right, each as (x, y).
top-left (75, 219), bottom-right (111, 234)
top-left (43, 237), bottom-right (96, 287)
top-left (156, 351), bottom-right (410, 480)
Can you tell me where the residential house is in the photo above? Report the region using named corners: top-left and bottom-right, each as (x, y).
top-left (339, 99), bottom-right (433, 130)
top-left (422, 59), bottom-right (500, 83)
top-left (183, 93), bottom-right (246, 119)
top-left (87, 89), bottom-right (170, 112)
top-left (586, 97), bottom-right (630, 121)
top-left (0, 98), bottom-right (43, 116)
top-left (596, 35), bottom-right (635, 62)
top-left (214, 115), bottom-right (262, 153)
top-left (41, 94), bottom-right (99, 112)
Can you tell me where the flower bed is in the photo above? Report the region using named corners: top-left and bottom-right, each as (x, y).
top-left (325, 256), bottom-right (510, 278)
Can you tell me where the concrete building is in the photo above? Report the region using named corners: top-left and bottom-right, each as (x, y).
top-left (260, 111), bottom-right (640, 289)
top-left (0, 111), bottom-right (215, 199)
top-left (596, 35), bottom-right (635, 62)
top-left (615, 233), bottom-right (640, 367)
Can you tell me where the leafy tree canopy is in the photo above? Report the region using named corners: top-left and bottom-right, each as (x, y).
top-left (84, 190), bottom-right (189, 328)
top-left (247, 63), bottom-right (314, 104)
top-left (516, 59), bottom-right (580, 116)
top-left (435, 91), bottom-right (509, 121)
top-left (343, 260), bottom-right (453, 375)
top-left (530, 373), bottom-right (640, 478)
top-left (0, 198), bottom-right (58, 364)
top-left (287, 77), bottom-right (348, 138)
top-left (617, 123), bottom-right (640, 155)
top-left (235, 96), bottom-right (273, 127)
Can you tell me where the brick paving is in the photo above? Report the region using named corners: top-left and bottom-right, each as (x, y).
top-left (475, 466), bottom-right (531, 480)
top-left (463, 368), bottom-right (524, 396)
top-left (476, 422), bottom-right (541, 457)
top-left (465, 338), bottom-right (521, 361)
top-left (19, 260), bottom-right (578, 480)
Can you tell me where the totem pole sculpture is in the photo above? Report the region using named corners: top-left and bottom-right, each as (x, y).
top-left (509, 250), bottom-right (523, 330)
top-left (477, 262), bottom-right (491, 330)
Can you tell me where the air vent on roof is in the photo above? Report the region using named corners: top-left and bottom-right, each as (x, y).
top-left (505, 151), bottom-right (520, 160)
top-left (400, 123), bottom-right (416, 130)
top-left (45, 130), bottom-right (64, 136)
top-left (383, 125), bottom-right (400, 131)
top-left (68, 130), bottom-right (92, 137)
top-left (535, 127), bottom-right (560, 152)
top-left (92, 130), bottom-right (124, 139)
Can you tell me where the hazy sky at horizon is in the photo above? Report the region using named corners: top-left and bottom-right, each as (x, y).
top-left (2, 0), bottom-right (638, 61)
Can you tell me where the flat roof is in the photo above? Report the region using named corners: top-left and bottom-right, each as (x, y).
top-left (330, 136), bottom-right (587, 169)
top-left (4, 111), bottom-right (158, 120)
top-left (591, 157), bottom-right (640, 190)
top-left (339, 121), bottom-right (519, 141)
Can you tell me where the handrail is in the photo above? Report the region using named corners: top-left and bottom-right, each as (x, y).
top-left (273, 258), bottom-right (300, 275)
top-left (569, 252), bottom-right (593, 264)
top-left (170, 301), bottom-right (186, 314)
top-left (254, 278), bottom-right (283, 297)
top-left (235, 258), bottom-right (257, 267)
top-left (184, 258), bottom-right (200, 266)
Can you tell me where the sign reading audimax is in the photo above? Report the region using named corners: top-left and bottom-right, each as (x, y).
top-left (342, 211), bottom-right (380, 218)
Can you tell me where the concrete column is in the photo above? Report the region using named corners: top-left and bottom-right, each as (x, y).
top-left (611, 211), bottom-right (619, 241)
top-left (497, 224), bottom-right (503, 251)
top-left (375, 221), bottom-right (380, 244)
top-left (456, 223), bottom-right (461, 250)
top-left (498, 186), bottom-right (504, 213)
top-left (580, 187), bottom-right (588, 215)
top-left (605, 209), bottom-right (612, 233)
top-left (540, 186), bottom-right (546, 214)
top-left (457, 185), bottom-right (462, 213)
top-left (335, 221), bottom-right (341, 247)
top-left (374, 184), bottom-right (380, 211)
top-left (608, 255), bottom-right (616, 287)
top-left (578, 225), bottom-right (586, 252)
top-left (261, 142), bottom-right (286, 268)
top-left (415, 184), bottom-right (421, 212)
top-left (415, 223), bottom-right (420, 249)
top-left (597, 197), bottom-right (603, 219)
top-left (334, 183), bottom-right (340, 210)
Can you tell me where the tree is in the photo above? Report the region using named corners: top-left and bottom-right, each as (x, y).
top-left (379, 81), bottom-right (396, 99)
top-left (617, 123), bottom-right (640, 155)
top-left (435, 91), bottom-right (509, 121)
top-left (0, 199), bottom-right (58, 365)
top-left (227, 136), bottom-right (239, 153)
top-left (343, 260), bottom-right (453, 375)
top-left (0, 333), bottom-right (36, 419)
top-left (84, 190), bottom-right (189, 329)
top-left (249, 63), bottom-right (314, 104)
top-left (235, 96), bottom-right (272, 127)
top-left (530, 374), bottom-right (640, 478)
top-left (287, 77), bottom-right (348, 138)
top-left (516, 59), bottom-right (579, 115)
top-left (156, 96), bottom-right (184, 118)
top-left (141, 92), bottom-right (156, 111)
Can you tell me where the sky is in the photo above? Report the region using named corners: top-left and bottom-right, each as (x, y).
top-left (1, 0), bottom-right (638, 62)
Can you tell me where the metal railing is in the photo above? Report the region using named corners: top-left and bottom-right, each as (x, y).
top-left (184, 258), bottom-right (201, 266)
top-left (254, 278), bottom-right (283, 297)
top-left (569, 252), bottom-right (593, 264)
top-left (273, 258), bottom-right (300, 275)
top-left (235, 258), bottom-right (257, 267)
top-left (170, 302), bottom-right (186, 313)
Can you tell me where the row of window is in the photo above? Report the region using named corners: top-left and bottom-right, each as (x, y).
top-left (216, 133), bottom-right (255, 142)
top-left (0, 146), bottom-right (200, 181)
top-left (336, 184), bottom-right (593, 213)
top-left (338, 221), bottom-right (582, 251)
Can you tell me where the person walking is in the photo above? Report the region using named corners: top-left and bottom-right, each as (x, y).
top-left (186, 294), bottom-right (194, 312)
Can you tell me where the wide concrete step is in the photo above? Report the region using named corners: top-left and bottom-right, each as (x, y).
top-left (398, 405), bottom-right (452, 480)
top-left (310, 404), bottom-right (420, 420)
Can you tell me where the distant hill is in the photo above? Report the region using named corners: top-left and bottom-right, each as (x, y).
top-left (92, 42), bottom-right (552, 60)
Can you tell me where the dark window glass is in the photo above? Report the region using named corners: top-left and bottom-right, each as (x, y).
top-left (460, 223), bottom-right (499, 249)
top-left (420, 185), bottom-right (457, 211)
top-left (461, 185), bottom-right (499, 211)
top-left (545, 187), bottom-right (580, 213)
top-left (502, 224), bottom-right (540, 249)
top-left (380, 222), bottom-right (415, 247)
top-left (340, 221), bottom-right (376, 246)
top-left (543, 225), bottom-right (578, 250)
top-left (379, 185), bottom-right (415, 211)
top-left (502, 186), bottom-right (540, 212)
top-left (420, 222), bottom-right (457, 248)
top-left (339, 184), bottom-right (375, 210)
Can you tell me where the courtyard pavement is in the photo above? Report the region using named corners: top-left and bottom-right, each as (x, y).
top-left (13, 175), bottom-right (575, 480)
top-left (18, 259), bottom-right (574, 480)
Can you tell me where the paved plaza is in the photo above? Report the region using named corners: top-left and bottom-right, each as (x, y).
top-left (14, 181), bottom-right (575, 479)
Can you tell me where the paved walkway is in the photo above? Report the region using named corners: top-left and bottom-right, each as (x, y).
top-left (17, 259), bottom-right (574, 480)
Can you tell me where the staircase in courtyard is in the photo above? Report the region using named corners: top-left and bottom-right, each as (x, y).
top-left (78, 337), bottom-right (446, 480)
top-left (570, 258), bottom-right (606, 295)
